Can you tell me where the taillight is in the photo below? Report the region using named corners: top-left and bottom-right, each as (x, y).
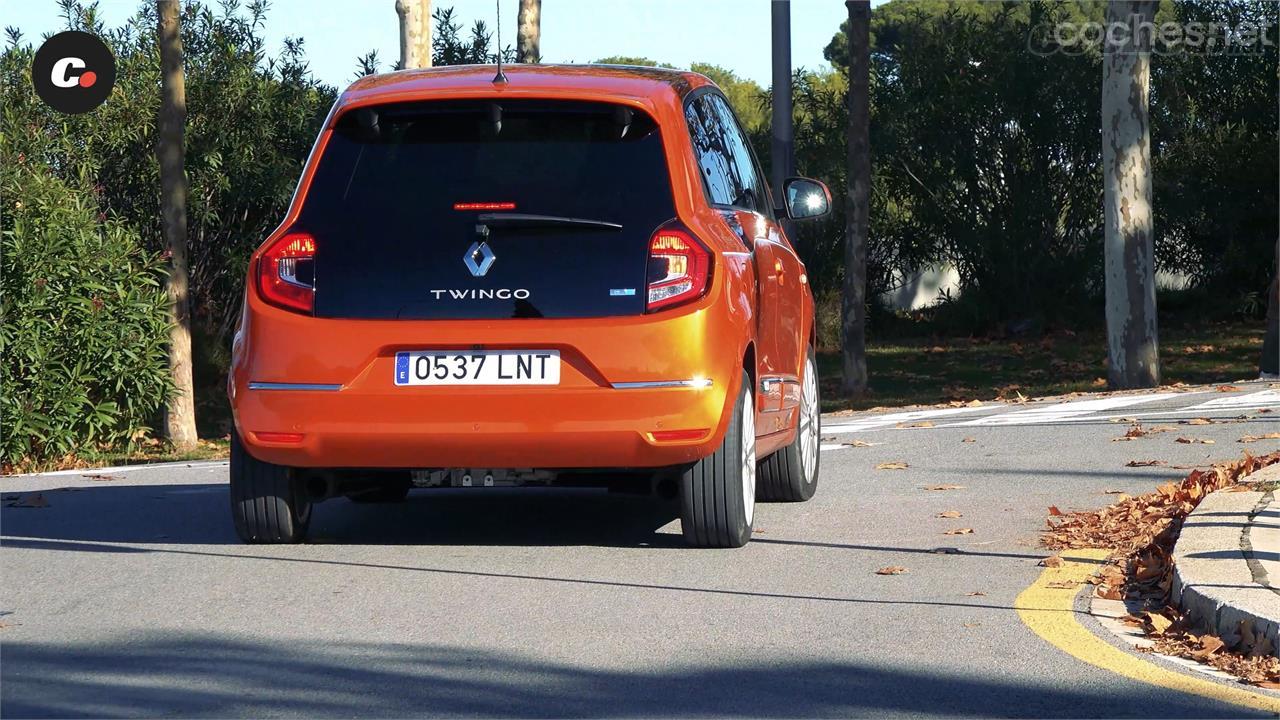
top-left (646, 226), bottom-right (711, 312)
top-left (257, 231), bottom-right (316, 314)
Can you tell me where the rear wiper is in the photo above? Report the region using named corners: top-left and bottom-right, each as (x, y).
top-left (476, 213), bottom-right (622, 231)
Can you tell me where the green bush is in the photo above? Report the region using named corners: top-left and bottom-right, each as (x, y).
top-left (0, 165), bottom-right (172, 466)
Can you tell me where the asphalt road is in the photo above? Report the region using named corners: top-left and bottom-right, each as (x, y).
top-left (3, 383), bottom-right (1280, 718)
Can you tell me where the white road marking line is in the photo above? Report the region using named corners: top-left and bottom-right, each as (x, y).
top-left (819, 443), bottom-right (845, 452)
top-left (940, 393), bottom-right (1185, 427)
top-left (1183, 389), bottom-right (1280, 411)
top-left (3, 459), bottom-right (229, 479)
top-left (1045, 405), bottom-right (1276, 423)
top-left (822, 406), bottom-right (995, 434)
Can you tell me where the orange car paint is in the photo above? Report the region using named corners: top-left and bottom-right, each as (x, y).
top-left (230, 65), bottom-right (814, 469)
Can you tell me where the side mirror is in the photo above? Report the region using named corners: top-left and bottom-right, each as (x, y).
top-left (781, 177), bottom-right (832, 220)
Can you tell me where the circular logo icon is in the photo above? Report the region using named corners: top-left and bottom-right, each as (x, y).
top-left (31, 31), bottom-right (116, 114)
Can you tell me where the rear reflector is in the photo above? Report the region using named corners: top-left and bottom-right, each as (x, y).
top-left (254, 431), bottom-right (305, 443)
top-left (649, 428), bottom-right (710, 442)
top-left (257, 231), bottom-right (316, 314)
top-left (645, 225), bottom-right (711, 312)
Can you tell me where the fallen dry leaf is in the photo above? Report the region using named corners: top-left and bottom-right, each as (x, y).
top-left (962, 437), bottom-right (976, 443)
top-left (966, 399), bottom-right (983, 407)
top-left (1048, 505), bottom-right (1064, 516)
top-left (1195, 635), bottom-right (1226, 658)
top-left (1217, 385), bottom-right (1241, 393)
top-left (1125, 460), bottom-right (1167, 467)
top-left (82, 473), bottom-right (122, 481)
top-left (1239, 433), bottom-right (1280, 444)
top-left (1040, 555), bottom-right (1064, 568)
top-left (842, 439), bottom-right (874, 447)
top-left (875, 566), bottom-right (908, 575)
top-left (1103, 488), bottom-right (1127, 494)
top-left (1046, 580), bottom-right (1080, 589)
top-left (876, 461), bottom-right (910, 470)
top-left (924, 484), bottom-right (965, 491)
top-left (966, 591), bottom-right (986, 596)
top-left (1254, 681), bottom-right (1280, 690)
top-left (1183, 418), bottom-right (1213, 425)
top-left (944, 527), bottom-right (975, 535)
top-left (936, 510), bottom-right (963, 518)
top-left (1176, 437), bottom-right (1215, 445)
top-left (898, 421), bottom-right (935, 429)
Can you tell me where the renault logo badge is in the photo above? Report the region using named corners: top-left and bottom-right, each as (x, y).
top-left (464, 241), bottom-right (496, 277)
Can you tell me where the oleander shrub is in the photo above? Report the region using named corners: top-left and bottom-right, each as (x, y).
top-left (1, 165), bottom-right (172, 466)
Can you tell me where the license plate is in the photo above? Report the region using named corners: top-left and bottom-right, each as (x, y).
top-left (394, 350), bottom-right (560, 386)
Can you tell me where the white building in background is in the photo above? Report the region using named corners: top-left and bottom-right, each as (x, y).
top-left (877, 265), bottom-right (1193, 312)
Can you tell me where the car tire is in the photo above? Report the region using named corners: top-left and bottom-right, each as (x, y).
top-left (679, 371), bottom-right (756, 548)
top-left (230, 432), bottom-right (311, 543)
top-left (349, 480), bottom-right (412, 503)
top-left (757, 349), bottom-right (820, 503)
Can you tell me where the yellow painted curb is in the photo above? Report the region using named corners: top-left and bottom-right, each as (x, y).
top-left (1016, 549), bottom-right (1280, 714)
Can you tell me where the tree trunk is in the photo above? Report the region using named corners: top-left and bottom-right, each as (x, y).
top-left (396, 0), bottom-right (432, 70)
top-left (1262, 265), bottom-right (1279, 376)
top-left (1102, 0), bottom-right (1160, 389)
top-left (156, 0), bottom-right (198, 450)
top-left (516, 0), bottom-right (541, 64)
top-left (841, 0), bottom-right (870, 397)
top-left (770, 0), bottom-right (795, 238)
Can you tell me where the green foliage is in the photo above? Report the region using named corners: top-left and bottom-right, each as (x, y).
top-left (431, 6), bottom-right (514, 66)
top-left (1152, 0), bottom-right (1279, 304)
top-left (867, 1), bottom-right (1107, 324)
top-left (0, 165), bottom-right (172, 465)
top-left (2, 0), bottom-right (337, 442)
top-left (820, 0), bottom-right (1279, 327)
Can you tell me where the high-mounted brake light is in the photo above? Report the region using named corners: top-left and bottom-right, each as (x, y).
top-left (646, 226), bottom-right (711, 312)
top-left (257, 231), bottom-right (316, 314)
top-left (453, 202), bottom-right (517, 211)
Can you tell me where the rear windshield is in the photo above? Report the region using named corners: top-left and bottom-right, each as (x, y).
top-left (297, 99), bottom-right (676, 319)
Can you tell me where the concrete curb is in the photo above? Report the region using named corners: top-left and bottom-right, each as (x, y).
top-left (1172, 463), bottom-right (1280, 657)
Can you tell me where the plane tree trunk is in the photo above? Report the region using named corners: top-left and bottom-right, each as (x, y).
top-left (841, 0), bottom-right (870, 397)
top-left (156, 0), bottom-right (198, 450)
top-left (396, 0), bottom-right (432, 69)
top-left (1102, 0), bottom-right (1161, 389)
top-left (517, 0), bottom-right (540, 63)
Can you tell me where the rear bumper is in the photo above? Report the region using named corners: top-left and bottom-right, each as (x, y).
top-left (229, 289), bottom-right (749, 469)
top-left (233, 380), bottom-right (731, 468)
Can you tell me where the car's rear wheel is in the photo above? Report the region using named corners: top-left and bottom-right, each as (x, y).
top-left (229, 432), bottom-right (311, 543)
top-left (679, 371), bottom-right (755, 548)
top-left (757, 349), bottom-right (820, 502)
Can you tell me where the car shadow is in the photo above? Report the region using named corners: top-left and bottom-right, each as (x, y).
top-left (1, 481), bottom-right (685, 548)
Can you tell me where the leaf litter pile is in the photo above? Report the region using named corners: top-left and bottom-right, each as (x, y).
top-left (1044, 451), bottom-right (1280, 686)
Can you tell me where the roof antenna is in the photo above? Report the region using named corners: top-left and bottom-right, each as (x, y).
top-left (492, 0), bottom-right (508, 84)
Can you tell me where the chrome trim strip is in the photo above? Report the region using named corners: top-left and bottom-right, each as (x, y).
top-left (248, 382), bottom-right (342, 391)
top-left (611, 379), bottom-right (713, 390)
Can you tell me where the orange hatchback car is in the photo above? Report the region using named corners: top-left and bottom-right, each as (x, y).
top-left (229, 64), bottom-right (831, 548)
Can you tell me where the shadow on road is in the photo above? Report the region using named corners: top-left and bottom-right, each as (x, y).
top-left (0, 634), bottom-right (1254, 718)
top-left (0, 482), bottom-right (685, 547)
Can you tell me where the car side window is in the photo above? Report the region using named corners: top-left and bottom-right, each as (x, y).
top-left (685, 94), bottom-right (771, 217)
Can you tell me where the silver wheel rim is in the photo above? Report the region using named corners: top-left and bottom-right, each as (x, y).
top-left (799, 356), bottom-right (819, 484)
top-left (742, 391), bottom-right (756, 526)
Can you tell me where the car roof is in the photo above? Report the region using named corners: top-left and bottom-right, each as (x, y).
top-left (338, 64), bottom-right (715, 114)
